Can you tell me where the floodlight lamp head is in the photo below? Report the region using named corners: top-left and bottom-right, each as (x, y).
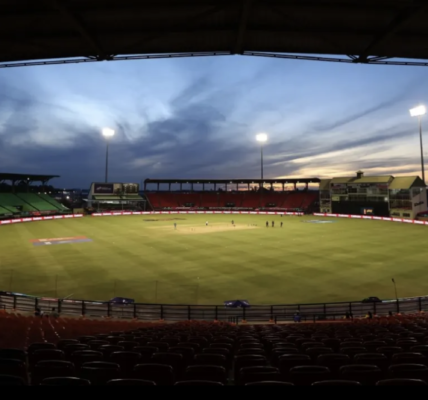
top-left (102, 128), bottom-right (115, 137)
top-left (409, 105), bottom-right (426, 117)
top-left (256, 133), bottom-right (268, 142)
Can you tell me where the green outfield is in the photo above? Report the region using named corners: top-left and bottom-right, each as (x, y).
top-left (0, 214), bottom-right (426, 305)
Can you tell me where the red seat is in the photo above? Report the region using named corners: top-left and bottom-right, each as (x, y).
top-left (312, 380), bottom-right (361, 386)
top-left (109, 351), bottom-right (142, 374)
top-left (339, 364), bottom-right (383, 385)
top-left (133, 364), bottom-right (174, 385)
top-left (87, 340), bottom-right (110, 350)
top-left (169, 347), bottom-right (195, 365)
top-left (340, 347), bottom-right (367, 358)
top-left (99, 345), bottom-right (125, 359)
top-left (0, 349), bottom-right (27, 363)
top-left (377, 346), bottom-right (403, 359)
top-left (80, 362), bottom-right (120, 385)
top-left (32, 360), bottom-right (75, 385)
top-left (376, 379), bottom-right (428, 386)
top-left (71, 350), bottom-right (103, 369)
top-left (0, 359), bottom-right (28, 383)
top-left (209, 343), bottom-right (233, 351)
top-left (317, 354), bottom-right (351, 372)
top-left (56, 340), bottom-right (79, 351)
top-left (184, 365), bottom-right (227, 384)
top-left (354, 353), bottom-right (389, 370)
top-left (146, 342), bottom-right (169, 352)
top-left (391, 352), bottom-right (427, 365)
top-left (106, 379), bottom-right (156, 385)
top-left (194, 354), bottom-right (227, 369)
top-left (132, 346), bottom-right (159, 362)
top-left (278, 354), bottom-right (312, 377)
top-left (290, 366), bottom-right (331, 386)
top-left (64, 344), bottom-right (90, 358)
top-left (29, 349), bottom-right (64, 369)
top-left (28, 343), bottom-right (56, 354)
top-left (388, 364), bottom-right (428, 380)
top-left (271, 349), bottom-right (299, 366)
top-left (306, 347), bottom-right (333, 360)
top-left (77, 336), bottom-right (96, 344)
top-left (239, 366), bottom-right (281, 385)
top-left (175, 380), bottom-right (223, 386)
top-left (41, 377), bottom-right (90, 386)
top-left (234, 355), bottom-right (267, 382)
top-left (237, 349), bottom-right (265, 356)
top-left (117, 341), bottom-right (139, 351)
top-left (151, 353), bottom-right (184, 376)
top-left (245, 381), bottom-right (294, 386)
top-left (0, 374), bottom-right (27, 386)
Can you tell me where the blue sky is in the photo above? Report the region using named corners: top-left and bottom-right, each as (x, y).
top-left (0, 56), bottom-right (428, 188)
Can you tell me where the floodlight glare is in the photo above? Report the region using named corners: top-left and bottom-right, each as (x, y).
top-left (409, 105), bottom-right (426, 117)
top-left (409, 105), bottom-right (427, 184)
top-left (256, 133), bottom-right (268, 142)
top-left (102, 128), bottom-right (115, 183)
top-left (102, 128), bottom-right (115, 137)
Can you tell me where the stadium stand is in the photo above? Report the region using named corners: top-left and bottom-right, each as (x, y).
top-left (1, 312), bottom-right (427, 385)
top-left (15, 193), bottom-right (65, 212)
top-left (200, 193), bottom-right (219, 208)
top-left (0, 193), bottom-right (69, 214)
top-left (144, 179), bottom-right (320, 212)
top-left (0, 206), bottom-right (14, 217)
top-left (146, 190), bottom-right (317, 212)
top-left (175, 193), bottom-right (201, 207)
top-left (0, 193), bottom-right (37, 212)
top-left (0, 173), bottom-right (69, 215)
top-left (37, 194), bottom-right (69, 212)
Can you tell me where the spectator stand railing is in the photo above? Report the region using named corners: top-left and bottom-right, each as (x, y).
top-left (0, 291), bottom-right (427, 323)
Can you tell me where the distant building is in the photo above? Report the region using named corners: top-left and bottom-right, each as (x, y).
top-left (319, 171), bottom-right (426, 219)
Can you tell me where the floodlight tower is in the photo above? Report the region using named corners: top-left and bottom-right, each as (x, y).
top-left (102, 128), bottom-right (115, 183)
top-left (409, 105), bottom-right (426, 184)
top-left (256, 133), bottom-right (268, 186)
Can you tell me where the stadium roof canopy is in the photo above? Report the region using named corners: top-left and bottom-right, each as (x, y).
top-left (388, 176), bottom-right (425, 189)
top-left (2, 0), bottom-right (428, 68)
top-left (0, 173), bottom-right (60, 182)
top-left (145, 178), bottom-right (320, 185)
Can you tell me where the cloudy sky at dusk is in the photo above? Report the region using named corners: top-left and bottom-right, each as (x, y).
top-left (1, 56), bottom-right (428, 188)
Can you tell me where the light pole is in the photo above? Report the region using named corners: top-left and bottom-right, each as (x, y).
top-left (102, 128), bottom-right (115, 182)
top-left (256, 133), bottom-right (268, 184)
top-left (409, 105), bottom-right (426, 183)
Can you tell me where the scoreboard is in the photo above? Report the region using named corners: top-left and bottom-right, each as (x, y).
top-left (91, 182), bottom-right (139, 195)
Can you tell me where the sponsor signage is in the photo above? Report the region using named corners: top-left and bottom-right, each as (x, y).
top-left (93, 183), bottom-right (114, 194)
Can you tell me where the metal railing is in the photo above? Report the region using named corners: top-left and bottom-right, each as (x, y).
top-left (0, 292), bottom-right (427, 323)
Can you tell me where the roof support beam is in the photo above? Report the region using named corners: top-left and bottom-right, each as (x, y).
top-left (49, 0), bottom-right (109, 60)
top-left (124, 4), bottom-right (228, 52)
top-left (356, 2), bottom-right (428, 63)
top-left (233, 0), bottom-right (254, 54)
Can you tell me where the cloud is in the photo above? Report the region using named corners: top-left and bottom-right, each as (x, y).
top-left (1, 57), bottom-right (428, 188)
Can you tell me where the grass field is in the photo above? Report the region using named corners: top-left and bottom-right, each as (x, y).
top-left (0, 214), bottom-right (426, 305)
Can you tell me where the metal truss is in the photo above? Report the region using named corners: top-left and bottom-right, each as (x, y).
top-left (243, 52), bottom-right (428, 66)
top-left (1, 51), bottom-right (428, 69)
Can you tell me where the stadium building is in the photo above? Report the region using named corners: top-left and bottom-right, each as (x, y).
top-left (86, 182), bottom-right (146, 211)
top-left (319, 171), bottom-right (427, 219)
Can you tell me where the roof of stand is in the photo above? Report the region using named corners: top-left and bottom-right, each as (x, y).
top-left (0, 173), bottom-right (59, 182)
top-left (1, 0), bottom-right (428, 68)
top-left (144, 178), bottom-right (320, 184)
